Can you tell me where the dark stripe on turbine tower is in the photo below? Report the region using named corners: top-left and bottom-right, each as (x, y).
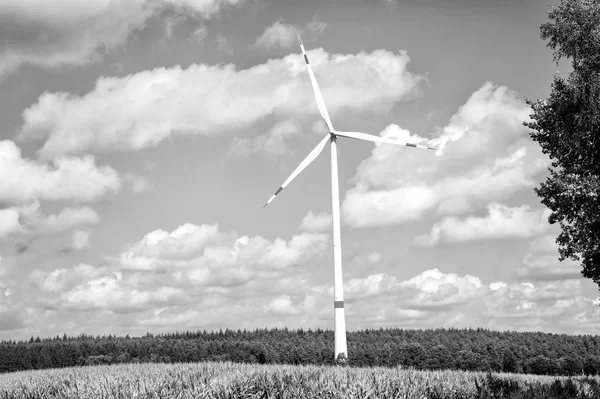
top-left (304, 54), bottom-right (309, 64)
top-left (334, 301), bottom-right (344, 308)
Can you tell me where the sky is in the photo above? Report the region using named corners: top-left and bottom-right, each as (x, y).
top-left (0, 0), bottom-right (598, 341)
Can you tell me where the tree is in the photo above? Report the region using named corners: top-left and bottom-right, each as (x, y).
top-left (584, 356), bottom-right (600, 376)
top-left (525, 0), bottom-right (600, 287)
top-left (502, 349), bottom-right (519, 373)
top-left (559, 356), bottom-right (583, 376)
top-left (524, 355), bottom-right (558, 375)
top-left (426, 345), bottom-right (454, 370)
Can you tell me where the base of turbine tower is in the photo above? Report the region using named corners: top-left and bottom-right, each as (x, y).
top-left (334, 352), bottom-right (348, 366)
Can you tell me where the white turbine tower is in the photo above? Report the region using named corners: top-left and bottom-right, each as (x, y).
top-left (261, 36), bottom-right (437, 362)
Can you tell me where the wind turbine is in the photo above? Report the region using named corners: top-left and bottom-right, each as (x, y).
top-left (261, 36), bottom-right (437, 362)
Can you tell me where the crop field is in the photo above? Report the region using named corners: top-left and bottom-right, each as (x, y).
top-left (1, 361), bottom-right (600, 399)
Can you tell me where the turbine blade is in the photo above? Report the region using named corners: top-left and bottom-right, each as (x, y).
top-left (298, 35), bottom-right (334, 132)
top-left (262, 134), bottom-right (331, 210)
top-left (334, 130), bottom-right (438, 151)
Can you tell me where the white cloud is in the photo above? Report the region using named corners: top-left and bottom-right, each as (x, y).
top-left (163, 14), bottom-right (186, 40)
top-left (215, 33), bottom-right (233, 54)
top-left (0, 140), bottom-right (120, 205)
top-left (22, 244), bottom-right (600, 335)
top-left (229, 119), bottom-right (301, 157)
top-left (123, 172), bottom-right (152, 193)
top-left (36, 205), bottom-right (99, 234)
top-left (344, 268), bottom-right (483, 310)
top-left (19, 48), bottom-right (423, 159)
top-left (482, 278), bottom-right (599, 333)
top-left (331, 267), bottom-right (599, 333)
top-left (30, 222), bottom-right (329, 316)
top-left (489, 282), bottom-right (507, 291)
top-left (517, 234), bottom-right (581, 281)
top-left (255, 20), bottom-right (302, 49)
top-left (484, 279), bottom-right (590, 321)
top-left (342, 82), bottom-right (549, 228)
top-left (306, 17), bottom-right (327, 37)
top-left (255, 17), bottom-right (328, 50)
top-left (121, 223), bottom-right (230, 268)
top-left (162, 0), bottom-right (244, 18)
top-left (343, 184), bottom-right (438, 228)
top-left (62, 274), bottom-right (186, 312)
top-left (299, 210), bottom-right (332, 232)
top-left (0, 208), bottom-right (21, 238)
top-left (0, 256), bottom-right (18, 291)
top-left (191, 24), bottom-right (208, 43)
top-left (414, 203), bottom-right (551, 247)
top-left (344, 273), bottom-right (400, 300)
top-left (119, 223), bottom-right (329, 289)
top-left (264, 295), bottom-right (300, 315)
top-left (32, 264), bottom-right (186, 312)
top-left (32, 263), bottom-right (108, 294)
top-left (0, 0), bottom-right (245, 76)
top-left (367, 252), bottom-right (382, 264)
top-left (0, 280), bottom-right (23, 330)
top-left (0, 201), bottom-right (98, 238)
top-left (71, 230), bottom-right (91, 251)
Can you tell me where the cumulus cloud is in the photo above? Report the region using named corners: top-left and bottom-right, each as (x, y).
top-left (482, 279), bottom-right (594, 328)
top-left (517, 234), bottom-right (581, 281)
top-left (484, 279), bottom-right (599, 333)
top-left (120, 223), bottom-right (329, 277)
top-left (229, 119), bottom-right (301, 157)
top-left (30, 222), bottom-right (329, 316)
top-left (62, 274), bottom-right (186, 312)
top-left (22, 243), bottom-right (600, 335)
top-left (0, 208), bottom-right (21, 238)
top-left (0, 140), bottom-right (120, 205)
top-left (255, 17), bottom-right (328, 49)
top-left (19, 48), bottom-right (423, 159)
top-left (342, 82), bottom-right (549, 228)
top-left (71, 230), bottom-right (92, 251)
top-left (0, 201), bottom-right (98, 238)
top-left (344, 268), bottom-right (484, 310)
top-left (414, 203), bottom-right (551, 247)
top-left (121, 223), bottom-right (230, 267)
top-left (0, 0), bottom-right (245, 76)
top-left (336, 268), bottom-right (599, 333)
top-left (35, 205), bottom-right (99, 234)
top-left (31, 263), bottom-right (109, 294)
top-left (32, 264), bottom-right (186, 312)
top-left (264, 295), bottom-right (300, 315)
top-left (299, 210), bottom-right (332, 232)
top-left (162, 0), bottom-right (244, 18)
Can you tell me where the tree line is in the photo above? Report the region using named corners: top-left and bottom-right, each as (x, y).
top-left (1, 327), bottom-right (600, 376)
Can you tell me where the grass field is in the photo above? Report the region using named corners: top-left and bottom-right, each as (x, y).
top-left (1, 361), bottom-right (599, 398)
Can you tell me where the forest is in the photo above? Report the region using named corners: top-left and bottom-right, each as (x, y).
top-left (1, 327), bottom-right (599, 376)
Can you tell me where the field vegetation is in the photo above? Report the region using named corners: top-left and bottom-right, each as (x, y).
top-left (2, 361), bottom-right (600, 399)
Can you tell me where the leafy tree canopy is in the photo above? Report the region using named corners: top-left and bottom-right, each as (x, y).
top-left (526, 0), bottom-right (600, 287)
